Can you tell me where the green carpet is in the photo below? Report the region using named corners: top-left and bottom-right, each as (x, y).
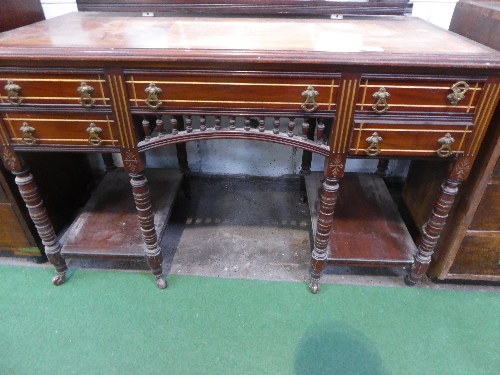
top-left (1, 265), bottom-right (499, 375)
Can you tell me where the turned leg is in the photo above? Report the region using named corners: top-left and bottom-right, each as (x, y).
top-left (13, 168), bottom-right (67, 285)
top-left (405, 178), bottom-right (460, 285)
top-left (173, 115), bottom-right (192, 199)
top-left (129, 172), bottom-right (166, 289)
top-left (309, 175), bottom-right (340, 293)
top-left (375, 159), bottom-right (389, 177)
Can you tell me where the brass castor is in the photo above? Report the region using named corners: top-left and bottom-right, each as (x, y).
top-left (309, 281), bottom-right (320, 294)
top-left (52, 272), bottom-right (66, 286)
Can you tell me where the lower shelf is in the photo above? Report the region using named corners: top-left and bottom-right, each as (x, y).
top-left (61, 168), bottom-right (182, 259)
top-left (305, 172), bottom-right (415, 267)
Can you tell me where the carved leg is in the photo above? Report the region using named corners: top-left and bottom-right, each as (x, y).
top-left (405, 178), bottom-right (460, 285)
top-left (375, 159), bottom-right (389, 177)
top-left (129, 172), bottom-right (166, 289)
top-left (174, 115), bottom-right (192, 199)
top-left (309, 175), bottom-right (340, 293)
top-left (13, 168), bottom-right (67, 285)
top-left (101, 153), bottom-right (117, 172)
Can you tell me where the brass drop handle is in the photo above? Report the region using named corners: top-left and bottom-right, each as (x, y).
top-left (145, 83), bottom-right (162, 109)
top-left (86, 123), bottom-right (103, 146)
top-left (4, 80), bottom-right (23, 106)
top-left (436, 133), bottom-right (455, 158)
top-left (372, 87), bottom-right (390, 114)
top-left (365, 132), bottom-right (383, 156)
top-left (20, 122), bottom-right (36, 145)
top-left (301, 86), bottom-right (319, 112)
top-left (447, 81), bottom-right (469, 106)
top-left (77, 82), bottom-right (95, 108)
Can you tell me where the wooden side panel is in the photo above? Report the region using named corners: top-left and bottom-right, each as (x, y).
top-left (469, 183), bottom-right (500, 231)
top-left (448, 235), bottom-right (500, 278)
top-left (0, 203), bottom-right (34, 251)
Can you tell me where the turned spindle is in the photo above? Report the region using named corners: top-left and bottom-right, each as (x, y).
top-left (171, 116), bottom-right (178, 135)
top-left (316, 118), bottom-right (325, 143)
top-left (244, 117), bottom-right (251, 131)
top-left (273, 117), bottom-right (280, 134)
top-left (258, 117), bottom-right (265, 132)
top-left (302, 119), bottom-right (309, 140)
top-left (156, 115), bottom-right (164, 137)
top-left (229, 117), bottom-right (236, 130)
top-left (288, 118), bottom-right (295, 137)
top-left (215, 116), bottom-right (222, 131)
top-left (142, 117), bottom-right (151, 140)
top-left (186, 116), bottom-right (193, 133)
top-left (200, 116), bottom-right (207, 131)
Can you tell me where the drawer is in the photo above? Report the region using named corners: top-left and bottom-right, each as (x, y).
top-left (125, 72), bottom-right (337, 113)
top-left (357, 76), bottom-right (484, 115)
top-left (449, 236), bottom-right (500, 277)
top-left (2, 112), bottom-right (119, 148)
top-left (0, 72), bottom-right (109, 108)
top-left (349, 120), bottom-right (472, 157)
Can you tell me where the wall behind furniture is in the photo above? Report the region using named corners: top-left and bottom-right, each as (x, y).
top-left (38, 0), bottom-right (459, 176)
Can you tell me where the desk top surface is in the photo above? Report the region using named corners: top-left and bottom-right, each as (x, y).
top-left (0, 12), bottom-right (500, 68)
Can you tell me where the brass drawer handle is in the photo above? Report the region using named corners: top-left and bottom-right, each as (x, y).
top-left (372, 87), bottom-right (390, 114)
top-left (301, 86), bottom-right (319, 112)
top-left (365, 132), bottom-right (383, 156)
top-left (77, 82), bottom-right (95, 108)
top-left (145, 83), bottom-right (162, 109)
top-left (20, 122), bottom-right (36, 145)
top-left (86, 123), bottom-right (103, 146)
top-left (447, 81), bottom-right (469, 106)
top-left (4, 80), bottom-right (23, 106)
top-left (436, 133), bottom-right (455, 158)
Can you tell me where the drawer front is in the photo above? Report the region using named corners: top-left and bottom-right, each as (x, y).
top-left (357, 76), bottom-right (484, 115)
top-left (0, 73), bottom-right (109, 108)
top-left (449, 236), bottom-right (500, 277)
top-left (349, 121), bottom-right (472, 157)
top-left (2, 112), bottom-right (119, 148)
top-left (125, 72), bottom-right (337, 113)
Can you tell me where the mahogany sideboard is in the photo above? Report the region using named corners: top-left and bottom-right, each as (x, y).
top-left (404, 0), bottom-right (500, 281)
top-left (1, 13), bottom-right (500, 291)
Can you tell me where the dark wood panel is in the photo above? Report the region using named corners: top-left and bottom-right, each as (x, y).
top-left (449, 1), bottom-right (500, 52)
top-left (470, 183), bottom-right (500, 230)
top-left (0, 0), bottom-right (44, 34)
top-left (0, 203), bottom-right (35, 252)
top-left (448, 235), bottom-right (500, 277)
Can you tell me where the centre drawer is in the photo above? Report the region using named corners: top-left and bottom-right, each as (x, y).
top-left (357, 75), bottom-right (485, 116)
top-left (124, 72), bottom-right (338, 113)
top-left (0, 72), bottom-right (109, 108)
top-left (349, 119), bottom-right (473, 158)
top-left (2, 112), bottom-right (119, 149)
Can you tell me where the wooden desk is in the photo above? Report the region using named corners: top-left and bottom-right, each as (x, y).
top-left (1, 13), bottom-right (499, 291)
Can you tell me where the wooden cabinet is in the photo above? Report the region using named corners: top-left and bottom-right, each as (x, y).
top-left (1, 13), bottom-right (500, 290)
top-left (404, 0), bottom-right (500, 281)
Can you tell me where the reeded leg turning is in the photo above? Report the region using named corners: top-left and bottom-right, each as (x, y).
top-left (129, 172), bottom-right (166, 289)
top-left (13, 169), bottom-right (67, 285)
top-left (309, 176), bottom-right (340, 293)
top-left (405, 178), bottom-right (460, 285)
